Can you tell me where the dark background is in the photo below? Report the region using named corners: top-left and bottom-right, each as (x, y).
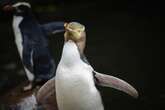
top-left (0, 0), bottom-right (163, 110)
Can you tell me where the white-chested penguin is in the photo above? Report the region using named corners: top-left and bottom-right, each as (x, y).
top-left (54, 22), bottom-right (138, 110)
top-left (56, 40), bottom-right (104, 110)
top-left (2, 1), bottom-right (65, 90)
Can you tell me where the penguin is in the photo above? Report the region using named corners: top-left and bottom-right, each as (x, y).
top-left (56, 40), bottom-right (104, 110)
top-left (2, 1), bottom-right (66, 91)
top-left (36, 22), bottom-right (138, 110)
top-left (55, 22), bottom-right (138, 110)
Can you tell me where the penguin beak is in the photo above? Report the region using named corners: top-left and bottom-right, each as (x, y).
top-left (2, 5), bottom-right (15, 12)
top-left (94, 71), bottom-right (139, 98)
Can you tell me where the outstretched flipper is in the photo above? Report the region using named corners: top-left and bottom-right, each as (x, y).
top-left (36, 71), bottom-right (138, 109)
top-left (93, 71), bottom-right (139, 98)
top-left (36, 77), bottom-right (58, 110)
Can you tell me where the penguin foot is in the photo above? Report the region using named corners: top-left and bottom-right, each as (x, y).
top-left (22, 79), bottom-right (48, 92)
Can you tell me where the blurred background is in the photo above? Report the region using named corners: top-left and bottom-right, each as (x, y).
top-left (0, 0), bottom-right (162, 110)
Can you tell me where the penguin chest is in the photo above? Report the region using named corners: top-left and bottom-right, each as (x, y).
top-left (13, 16), bottom-right (23, 44)
top-left (56, 65), bottom-right (93, 92)
top-left (12, 16), bottom-right (24, 57)
top-left (55, 65), bottom-right (104, 110)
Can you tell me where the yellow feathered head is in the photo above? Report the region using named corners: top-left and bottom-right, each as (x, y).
top-left (65, 22), bottom-right (85, 41)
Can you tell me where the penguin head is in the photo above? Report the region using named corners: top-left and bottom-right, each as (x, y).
top-left (64, 22), bottom-right (86, 42)
top-left (2, 1), bottom-right (31, 15)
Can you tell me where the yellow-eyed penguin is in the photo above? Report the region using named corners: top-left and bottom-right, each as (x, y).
top-left (55, 22), bottom-right (138, 110)
top-left (56, 41), bottom-right (104, 110)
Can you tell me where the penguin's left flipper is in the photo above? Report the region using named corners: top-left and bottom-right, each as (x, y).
top-left (93, 71), bottom-right (139, 98)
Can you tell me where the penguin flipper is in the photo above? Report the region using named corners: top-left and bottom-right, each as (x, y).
top-left (36, 77), bottom-right (58, 110)
top-left (93, 71), bottom-right (139, 98)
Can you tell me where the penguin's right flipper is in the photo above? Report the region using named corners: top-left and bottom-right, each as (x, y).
top-left (93, 71), bottom-right (139, 98)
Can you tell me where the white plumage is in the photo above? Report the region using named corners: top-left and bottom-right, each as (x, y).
top-left (56, 40), bottom-right (104, 110)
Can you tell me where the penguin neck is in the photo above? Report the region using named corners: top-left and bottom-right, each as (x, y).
top-left (61, 40), bottom-right (82, 67)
